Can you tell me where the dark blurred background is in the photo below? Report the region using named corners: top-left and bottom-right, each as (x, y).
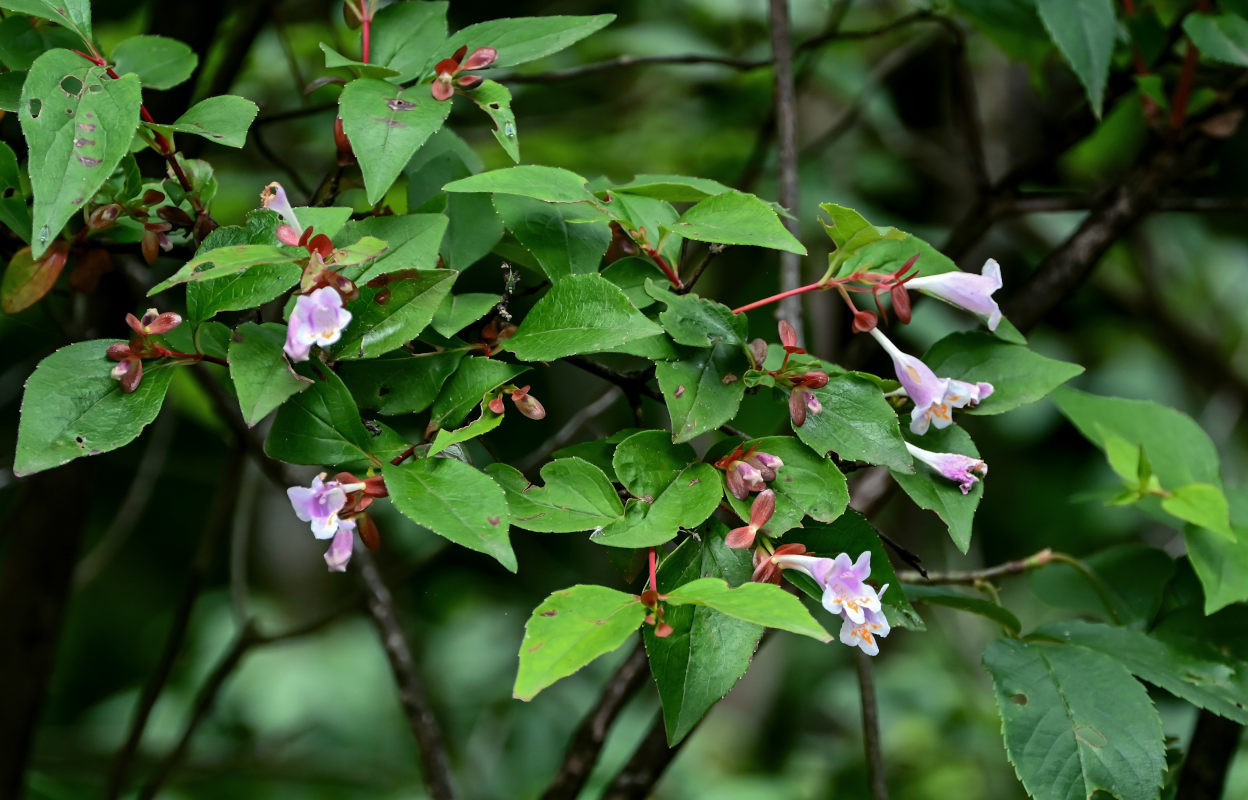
top-left (2, 0), bottom-right (1246, 797)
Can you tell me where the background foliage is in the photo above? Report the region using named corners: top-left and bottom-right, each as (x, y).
top-left (2, 0), bottom-right (1248, 798)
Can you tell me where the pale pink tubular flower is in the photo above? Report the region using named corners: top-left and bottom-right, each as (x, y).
top-left (839, 585), bottom-right (891, 656)
top-left (905, 441), bottom-right (987, 494)
top-left (324, 518), bottom-right (357, 572)
top-left (260, 181), bottom-right (303, 242)
top-left (905, 258), bottom-right (1004, 331)
top-left (771, 551), bottom-right (881, 624)
top-left (284, 287), bottom-right (353, 362)
top-left (287, 473), bottom-right (365, 538)
top-left (868, 327), bottom-right (993, 435)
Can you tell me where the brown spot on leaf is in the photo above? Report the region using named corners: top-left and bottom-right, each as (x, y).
top-left (540, 610), bottom-right (557, 617)
top-left (75, 155), bottom-right (102, 167)
top-left (527, 642), bottom-right (544, 653)
top-left (370, 116), bottom-right (407, 128)
top-left (674, 385), bottom-right (685, 398)
top-left (487, 516), bottom-right (500, 526)
top-left (386, 97), bottom-right (418, 111)
top-left (722, 373), bottom-right (739, 385)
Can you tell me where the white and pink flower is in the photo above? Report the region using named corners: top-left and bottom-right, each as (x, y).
top-left (869, 328), bottom-right (993, 435)
top-left (906, 258), bottom-right (1004, 331)
top-left (284, 287), bottom-right (353, 362)
top-left (905, 441), bottom-right (987, 494)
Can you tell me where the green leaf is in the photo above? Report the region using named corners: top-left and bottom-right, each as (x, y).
top-left (0, 142), bottom-right (30, 240)
top-left (428, 401), bottom-right (504, 456)
top-left (592, 430), bottom-right (721, 548)
top-left (20, 49), bottom-right (141, 258)
top-left (1030, 544), bottom-right (1177, 626)
top-left (818, 203), bottom-right (877, 250)
top-left (0, 0), bottom-right (92, 42)
top-left (721, 436), bottom-right (848, 537)
top-left (655, 345), bottom-right (748, 442)
top-left (149, 245), bottom-right (297, 295)
top-left (494, 195), bottom-right (610, 281)
top-left (504, 274), bottom-right (664, 362)
top-left (1038, 620), bottom-right (1248, 725)
top-left (14, 340), bottom-right (174, 476)
top-left (667, 191), bottom-right (806, 255)
top-left (1186, 525), bottom-right (1248, 614)
top-left (186, 263), bottom-right (300, 324)
top-left (227, 322), bottom-right (311, 427)
top-left (431, 292), bottom-right (500, 338)
top-left (1035, 0), bottom-right (1117, 116)
top-left (788, 512), bottom-right (924, 631)
top-left (664, 578), bottom-right (831, 642)
top-left (159, 95), bottom-right (257, 148)
top-left (265, 364), bottom-right (382, 468)
top-left (385, 457), bottom-right (515, 571)
top-left (444, 14), bottom-right (615, 69)
top-left (605, 192), bottom-right (680, 265)
top-left (1163, 483), bottom-right (1233, 538)
top-left (612, 174), bottom-right (734, 202)
top-left (601, 258), bottom-right (667, 309)
top-left (318, 42), bottom-right (401, 79)
top-left (371, 0), bottom-right (447, 82)
top-left (444, 165), bottom-right (596, 204)
top-left (2, 245), bottom-right (65, 313)
top-left (512, 584), bottom-right (644, 701)
top-left (429, 356), bottom-right (529, 429)
top-left (486, 457), bottom-right (625, 532)
top-left (1055, 388), bottom-right (1223, 489)
top-left (110, 35), bottom-right (197, 90)
top-left (922, 332), bottom-right (1084, 415)
top-left (467, 80), bottom-right (519, 162)
top-left (645, 280), bottom-right (746, 347)
top-left (645, 526), bottom-right (761, 744)
top-left (332, 270), bottom-right (456, 360)
top-left (1183, 13), bottom-right (1248, 67)
top-left (338, 350), bottom-right (464, 416)
top-left (338, 214), bottom-right (448, 283)
top-left (890, 425), bottom-right (983, 552)
top-left (793, 373), bottom-right (914, 472)
top-left (339, 78), bottom-right (453, 205)
top-left (442, 191), bottom-right (503, 269)
top-left (983, 639), bottom-right (1166, 800)
top-left (902, 584), bottom-right (1020, 634)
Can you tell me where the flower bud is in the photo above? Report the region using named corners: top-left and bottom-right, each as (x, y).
top-left (357, 512), bottom-right (381, 551)
top-left (655, 622), bottom-right (675, 638)
top-left (510, 386), bottom-right (546, 420)
top-left (805, 391), bottom-right (823, 416)
top-left (334, 116), bottom-right (356, 166)
top-left (157, 205), bottom-right (194, 228)
top-left (789, 387), bottom-right (807, 427)
top-left (733, 461), bottom-right (766, 494)
top-left (111, 357), bottom-right (142, 393)
top-left (890, 283), bottom-right (912, 324)
top-left (748, 338), bottom-right (768, 369)
top-left (852, 309), bottom-right (878, 333)
top-left (141, 189), bottom-right (166, 206)
top-left (462, 47), bottom-right (498, 71)
top-left (276, 224), bottom-right (302, 246)
top-left (107, 342), bottom-right (132, 361)
top-left (87, 203), bottom-right (122, 231)
top-left (488, 396), bottom-right (505, 414)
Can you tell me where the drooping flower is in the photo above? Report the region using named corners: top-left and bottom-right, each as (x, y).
top-left (324, 518), bottom-right (357, 572)
top-left (725, 489), bottom-right (776, 550)
top-left (839, 585), bottom-right (892, 656)
top-left (905, 258), bottom-right (1004, 331)
top-left (432, 46), bottom-right (498, 101)
top-left (287, 473), bottom-right (364, 538)
top-left (260, 181), bottom-right (303, 240)
top-left (905, 441), bottom-right (987, 494)
top-left (868, 328), bottom-right (993, 435)
top-left (772, 551), bottom-right (882, 624)
top-left (726, 460), bottom-right (766, 500)
top-left (284, 287), bottom-right (353, 362)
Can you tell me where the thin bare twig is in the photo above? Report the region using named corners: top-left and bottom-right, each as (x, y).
top-left (856, 650), bottom-right (888, 800)
top-left (355, 547), bottom-right (457, 800)
top-left (541, 643), bottom-right (651, 800)
top-left (769, 0), bottom-right (804, 333)
top-left (897, 549), bottom-right (1055, 585)
top-left (520, 386), bottom-right (622, 473)
top-left (600, 715), bottom-right (678, 800)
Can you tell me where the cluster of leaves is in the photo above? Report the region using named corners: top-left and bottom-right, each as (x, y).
top-left (4, 2), bottom-right (1248, 799)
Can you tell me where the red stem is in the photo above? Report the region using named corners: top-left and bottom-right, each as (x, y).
top-left (646, 248), bottom-right (682, 288)
top-left (648, 547), bottom-right (658, 591)
top-left (360, 2), bottom-right (372, 64)
top-left (391, 444), bottom-right (418, 466)
top-left (161, 350), bottom-right (228, 366)
top-left (1170, 0), bottom-right (1212, 129)
top-left (732, 280), bottom-right (826, 314)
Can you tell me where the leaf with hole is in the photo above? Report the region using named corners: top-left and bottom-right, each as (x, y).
top-left (20, 48), bottom-right (141, 259)
top-left (14, 340), bottom-right (173, 476)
